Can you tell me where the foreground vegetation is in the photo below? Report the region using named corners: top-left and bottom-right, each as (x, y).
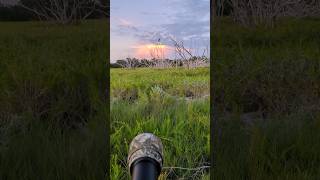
top-left (110, 68), bottom-right (210, 179)
top-left (212, 17), bottom-right (320, 179)
top-left (0, 21), bottom-right (108, 179)
top-left (2, 16), bottom-right (319, 180)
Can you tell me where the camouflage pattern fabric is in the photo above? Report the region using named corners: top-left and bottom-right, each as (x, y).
top-left (127, 133), bottom-right (164, 172)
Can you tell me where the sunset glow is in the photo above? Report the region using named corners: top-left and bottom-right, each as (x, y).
top-left (132, 44), bottom-right (173, 59)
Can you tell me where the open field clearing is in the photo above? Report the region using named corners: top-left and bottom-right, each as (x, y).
top-left (111, 68), bottom-right (210, 179)
top-left (0, 20), bottom-right (108, 179)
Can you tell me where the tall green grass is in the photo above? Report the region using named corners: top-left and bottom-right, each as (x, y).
top-left (212, 18), bottom-right (320, 179)
top-left (111, 68), bottom-right (210, 179)
top-left (0, 20), bottom-right (108, 179)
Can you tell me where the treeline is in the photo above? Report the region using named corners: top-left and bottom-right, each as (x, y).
top-left (0, 0), bottom-right (108, 22)
top-left (111, 57), bottom-right (209, 68)
top-left (212, 0), bottom-right (320, 27)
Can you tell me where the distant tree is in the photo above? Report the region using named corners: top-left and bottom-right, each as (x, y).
top-left (95, 0), bottom-right (108, 17)
top-left (18, 0), bottom-right (108, 24)
top-left (110, 62), bottom-right (122, 68)
top-left (114, 60), bottom-right (127, 68)
top-left (220, 0), bottom-right (320, 27)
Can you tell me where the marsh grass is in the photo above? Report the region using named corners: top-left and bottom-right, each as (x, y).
top-left (111, 68), bottom-right (210, 179)
top-left (0, 20), bottom-right (108, 179)
top-left (212, 18), bottom-right (320, 179)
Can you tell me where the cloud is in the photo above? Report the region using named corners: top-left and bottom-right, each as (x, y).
top-left (111, 17), bottom-right (139, 36)
top-left (110, 0), bottom-right (210, 60)
top-left (162, 21), bottom-right (209, 39)
top-left (112, 0), bottom-right (209, 44)
top-left (140, 11), bottom-right (169, 16)
top-left (165, 0), bottom-right (210, 21)
top-left (118, 18), bottom-right (138, 31)
top-left (118, 18), bottom-right (133, 27)
top-left (134, 0), bottom-right (210, 47)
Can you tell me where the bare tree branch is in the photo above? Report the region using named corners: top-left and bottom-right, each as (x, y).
top-left (18, 0), bottom-right (108, 24)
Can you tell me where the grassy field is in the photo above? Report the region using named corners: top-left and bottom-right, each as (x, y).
top-left (2, 17), bottom-right (319, 180)
top-left (0, 20), bottom-right (108, 179)
top-left (110, 68), bottom-right (210, 179)
top-left (212, 18), bottom-right (320, 179)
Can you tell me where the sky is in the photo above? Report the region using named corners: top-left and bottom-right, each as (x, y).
top-left (110, 0), bottom-right (210, 62)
